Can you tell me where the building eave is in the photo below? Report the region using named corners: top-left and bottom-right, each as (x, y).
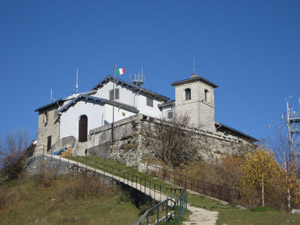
top-left (158, 100), bottom-right (175, 108)
top-left (34, 99), bottom-right (65, 112)
top-left (57, 94), bottom-right (139, 114)
top-left (171, 76), bottom-right (218, 88)
top-left (34, 90), bottom-right (97, 113)
top-left (215, 122), bottom-right (258, 143)
top-left (93, 75), bottom-right (170, 102)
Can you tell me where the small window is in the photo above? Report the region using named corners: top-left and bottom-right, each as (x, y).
top-left (147, 97), bottom-right (153, 107)
top-left (109, 89), bottom-right (120, 100)
top-left (115, 89), bottom-right (120, 99)
top-left (47, 135), bottom-right (52, 151)
top-left (167, 111), bottom-right (173, 119)
top-left (204, 89), bottom-right (209, 102)
top-left (44, 112), bottom-right (48, 123)
top-left (54, 109), bottom-right (58, 119)
top-left (185, 88), bottom-right (191, 100)
top-left (109, 90), bottom-right (114, 100)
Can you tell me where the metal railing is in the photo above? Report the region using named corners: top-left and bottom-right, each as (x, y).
top-left (28, 146), bottom-right (188, 224)
top-left (135, 190), bottom-right (187, 225)
top-left (144, 164), bottom-right (241, 205)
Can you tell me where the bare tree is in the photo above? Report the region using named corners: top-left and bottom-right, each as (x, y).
top-left (142, 114), bottom-right (198, 168)
top-left (0, 130), bottom-right (30, 181)
top-left (270, 126), bottom-right (299, 211)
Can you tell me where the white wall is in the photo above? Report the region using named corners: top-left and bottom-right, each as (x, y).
top-left (93, 80), bottom-right (164, 119)
top-left (136, 94), bottom-right (162, 118)
top-left (104, 104), bottom-right (136, 123)
top-left (60, 100), bottom-right (106, 140)
top-left (93, 81), bottom-right (135, 106)
top-left (60, 99), bottom-right (137, 140)
top-left (161, 105), bottom-right (174, 119)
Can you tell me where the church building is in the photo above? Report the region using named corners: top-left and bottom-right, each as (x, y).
top-left (34, 71), bottom-right (257, 155)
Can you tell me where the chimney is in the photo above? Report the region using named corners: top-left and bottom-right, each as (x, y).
top-left (190, 73), bottom-right (197, 78)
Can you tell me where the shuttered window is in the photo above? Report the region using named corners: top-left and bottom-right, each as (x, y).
top-left (168, 111), bottom-right (173, 119)
top-left (147, 97), bottom-right (153, 107)
top-left (115, 88), bottom-right (119, 99)
top-left (109, 90), bottom-right (114, 100)
top-left (109, 89), bottom-right (120, 100)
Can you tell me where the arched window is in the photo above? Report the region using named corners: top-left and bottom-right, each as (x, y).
top-left (185, 88), bottom-right (191, 100)
top-left (204, 89), bottom-right (209, 102)
top-left (78, 115), bottom-right (88, 142)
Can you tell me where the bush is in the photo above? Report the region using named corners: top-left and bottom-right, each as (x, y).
top-left (0, 190), bottom-right (5, 209)
top-left (56, 174), bottom-right (117, 202)
top-left (0, 130), bottom-right (30, 181)
top-left (250, 206), bottom-right (277, 212)
top-left (34, 164), bottom-right (59, 188)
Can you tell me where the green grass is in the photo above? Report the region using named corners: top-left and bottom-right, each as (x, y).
top-left (68, 156), bottom-right (300, 224)
top-left (68, 156), bottom-right (179, 194)
top-left (0, 176), bottom-right (142, 225)
top-left (188, 193), bottom-right (300, 225)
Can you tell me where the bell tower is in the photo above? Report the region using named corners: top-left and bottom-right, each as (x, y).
top-left (171, 73), bottom-right (218, 132)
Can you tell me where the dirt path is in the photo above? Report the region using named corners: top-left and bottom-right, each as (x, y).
top-left (183, 204), bottom-right (218, 225)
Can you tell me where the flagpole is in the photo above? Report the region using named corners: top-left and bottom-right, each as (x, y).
top-left (112, 61), bottom-right (116, 142)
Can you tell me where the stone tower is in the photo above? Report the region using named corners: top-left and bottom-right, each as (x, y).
top-left (171, 73), bottom-right (218, 132)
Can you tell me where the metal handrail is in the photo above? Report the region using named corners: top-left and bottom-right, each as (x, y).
top-left (134, 189), bottom-right (187, 225)
top-left (144, 163), bottom-right (241, 204)
top-left (30, 146), bottom-right (183, 199)
top-left (29, 145), bottom-right (188, 224)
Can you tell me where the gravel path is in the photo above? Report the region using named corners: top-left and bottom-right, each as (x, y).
top-left (183, 204), bottom-right (218, 225)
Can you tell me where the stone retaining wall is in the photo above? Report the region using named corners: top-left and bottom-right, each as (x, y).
top-left (84, 114), bottom-right (254, 170)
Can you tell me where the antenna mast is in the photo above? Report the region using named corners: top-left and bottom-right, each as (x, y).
top-left (130, 67), bottom-right (145, 87)
top-left (50, 88), bottom-right (53, 103)
top-left (193, 56), bottom-right (196, 74)
top-left (76, 68), bottom-right (79, 93)
top-left (283, 97), bottom-right (300, 159)
top-left (191, 56), bottom-right (197, 78)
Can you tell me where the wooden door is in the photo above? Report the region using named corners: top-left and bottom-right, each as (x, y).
top-left (78, 115), bottom-right (88, 142)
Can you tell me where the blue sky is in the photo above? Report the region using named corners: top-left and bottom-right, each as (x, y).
top-left (0, 0), bottom-right (299, 141)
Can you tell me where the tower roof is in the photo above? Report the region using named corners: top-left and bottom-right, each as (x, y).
top-left (171, 75), bottom-right (218, 88)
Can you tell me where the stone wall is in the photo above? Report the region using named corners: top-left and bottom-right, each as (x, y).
top-left (88, 115), bottom-right (144, 168)
top-left (174, 80), bottom-right (216, 132)
top-left (37, 105), bottom-right (60, 151)
top-left (85, 114), bottom-right (254, 170)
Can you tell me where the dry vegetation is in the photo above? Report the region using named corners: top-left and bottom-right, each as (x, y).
top-left (142, 114), bottom-right (198, 168)
top-left (0, 171), bottom-right (142, 225)
top-left (177, 148), bottom-right (300, 211)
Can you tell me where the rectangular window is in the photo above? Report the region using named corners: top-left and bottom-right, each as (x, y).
top-left (44, 112), bottom-right (48, 123)
top-left (109, 90), bottom-right (114, 100)
top-left (109, 89), bottom-right (120, 100)
top-left (115, 88), bottom-right (119, 99)
top-left (54, 109), bottom-right (58, 119)
top-left (168, 111), bottom-right (173, 119)
top-left (47, 136), bottom-right (52, 151)
top-left (146, 97), bottom-right (153, 107)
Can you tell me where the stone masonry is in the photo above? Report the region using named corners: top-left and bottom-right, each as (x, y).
top-left (85, 114), bottom-right (254, 171)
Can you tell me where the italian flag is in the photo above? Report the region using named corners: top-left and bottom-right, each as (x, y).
top-left (116, 68), bottom-right (125, 75)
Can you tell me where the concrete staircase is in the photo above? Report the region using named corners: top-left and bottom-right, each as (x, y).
top-left (75, 141), bottom-right (88, 156)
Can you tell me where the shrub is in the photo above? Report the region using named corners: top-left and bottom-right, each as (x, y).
top-left (0, 190), bottom-right (5, 209)
top-left (250, 206), bottom-right (277, 212)
top-left (0, 130), bottom-right (30, 181)
top-left (34, 164), bottom-right (59, 188)
top-left (56, 174), bottom-right (116, 202)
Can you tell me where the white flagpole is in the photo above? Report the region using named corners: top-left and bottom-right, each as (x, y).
top-left (112, 61), bottom-right (116, 142)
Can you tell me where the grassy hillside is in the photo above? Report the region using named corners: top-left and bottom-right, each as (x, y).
top-left (188, 193), bottom-right (300, 225)
top-left (0, 174), bottom-right (142, 225)
top-left (70, 156), bottom-right (300, 225)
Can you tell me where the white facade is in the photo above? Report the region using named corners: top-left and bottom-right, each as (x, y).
top-left (59, 99), bottom-right (135, 140)
top-left (92, 79), bottom-right (164, 118)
